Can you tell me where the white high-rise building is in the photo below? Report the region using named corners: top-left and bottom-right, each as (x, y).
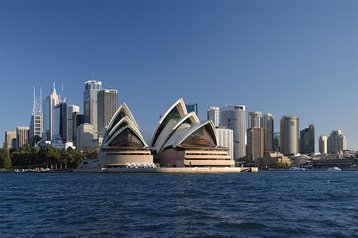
top-left (67, 105), bottom-right (80, 142)
top-left (29, 88), bottom-right (43, 145)
top-left (215, 126), bottom-right (234, 160)
top-left (248, 111), bottom-right (261, 128)
top-left (207, 107), bottom-right (220, 127)
top-left (77, 123), bottom-right (94, 151)
top-left (319, 135), bottom-right (327, 154)
top-left (261, 113), bottom-right (274, 152)
top-left (84, 80), bottom-right (102, 139)
top-left (220, 105), bottom-right (246, 159)
top-left (280, 116), bottom-right (299, 155)
top-left (327, 130), bottom-right (347, 154)
top-left (43, 82), bottom-right (60, 140)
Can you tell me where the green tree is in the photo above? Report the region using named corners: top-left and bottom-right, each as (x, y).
top-left (1, 143), bottom-right (12, 169)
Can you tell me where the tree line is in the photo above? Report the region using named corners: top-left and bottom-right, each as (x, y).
top-left (0, 143), bottom-right (99, 170)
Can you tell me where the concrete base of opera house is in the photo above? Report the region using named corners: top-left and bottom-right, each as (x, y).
top-left (73, 167), bottom-right (258, 173)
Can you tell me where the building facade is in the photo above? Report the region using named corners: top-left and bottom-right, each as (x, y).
top-left (52, 101), bottom-right (67, 142)
top-left (220, 105), bottom-right (246, 160)
top-left (300, 124), bottom-right (315, 154)
top-left (16, 126), bottom-right (30, 147)
top-left (185, 103), bottom-right (198, 115)
top-left (76, 123), bottom-right (94, 151)
top-left (319, 135), bottom-right (327, 154)
top-left (247, 127), bottom-right (264, 162)
top-left (83, 80), bottom-right (102, 139)
top-left (261, 113), bottom-right (274, 152)
top-left (207, 107), bottom-right (220, 127)
top-left (280, 116), bottom-right (299, 155)
top-left (5, 131), bottom-right (16, 149)
top-left (67, 104), bottom-right (80, 142)
top-left (215, 126), bottom-right (234, 161)
top-left (327, 130), bottom-right (347, 154)
top-left (97, 89), bottom-right (118, 138)
top-left (248, 111), bottom-right (261, 129)
top-left (43, 82), bottom-right (60, 140)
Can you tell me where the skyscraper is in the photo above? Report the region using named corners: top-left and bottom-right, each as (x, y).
top-left (248, 111), bottom-right (261, 129)
top-left (77, 123), bottom-right (94, 151)
top-left (262, 113), bottom-right (274, 152)
top-left (207, 107), bottom-right (220, 127)
top-left (52, 100), bottom-right (67, 142)
top-left (84, 80), bottom-right (102, 139)
top-left (273, 132), bottom-right (280, 152)
top-left (29, 88), bottom-right (43, 145)
top-left (319, 135), bottom-right (327, 154)
top-left (246, 127), bottom-right (264, 162)
top-left (220, 105), bottom-right (246, 159)
top-left (43, 82), bottom-right (60, 140)
top-left (300, 124), bottom-right (315, 154)
top-left (97, 89), bottom-right (118, 138)
top-left (280, 116), bottom-right (299, 155)
top-left (327, 130), bottom-right (347, 154)
top-left (215, 126), bottom-right (234, 160)
top-left (185, 103), bottom-right (198, 115)
top-left (67, 104), bottom-right (80, 142)
top-left (16, 126), bottom-right (30, 147)
top-left (5, 131), bottom-right (16, 149)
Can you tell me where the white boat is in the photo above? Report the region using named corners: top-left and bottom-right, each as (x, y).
top-left (327, 167), bottom-right (341, 171)
top-left (290, 167), bottom-right (306, 171)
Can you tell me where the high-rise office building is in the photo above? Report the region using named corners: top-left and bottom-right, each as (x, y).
top-left (77, 123), bottom-right (94, 151)
top-left (73, 113), bottom-right (85, 145)
top-left (5, 131), bottom-right (16, 149)
top-left (185, 103), bottom-right (198, 115)
top-left (67, 104), bottom-right (80, 142)
top-left (84, 80), bottom-right (102, 139)
top-left (327, 130), bottom-right (347, 154)
top-left (29, 88), bottom-right (43, 145)
top-left (52, 100), bottom-right (67, 142)
top-left (248, 111), bottom-right (261, 129)
top-left (97, 89), bottom-right (118, 138)
top-left (280, 116), bottom-right (299, 155)
top-left (215, 126), bottom-right (234, 160)
top-left (273, 132), bottom-right (280, 152)
top-left (207, 107), bottom-right (220, 127)
top-left (16, 126), bottom-right (30, 147)
top-left (220, 105), bottom-right (246, 159)
top-left (300, 124), bottom-right (315, 154)
top-left (43, 82), bottom-right (60, 140)
top-left (247, 127), bottom-right (264, 162)
top-left (319, 135), bottom-right (327, 154)
top-left (262, 113), bottom-right (274, 152)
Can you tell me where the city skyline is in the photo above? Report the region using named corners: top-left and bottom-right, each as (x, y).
top-left (1, 0), bottom-right (357, 150)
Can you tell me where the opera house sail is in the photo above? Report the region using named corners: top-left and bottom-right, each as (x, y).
top-left (78, 103), bottom-right (153, 170)
top-left (152, 98), bottom-right (234, 168)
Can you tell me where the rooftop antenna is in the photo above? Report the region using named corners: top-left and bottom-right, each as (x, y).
top-left (53, 81), bottom-right (56, 93)
top-left (92, 72), bottom-right (95, 80)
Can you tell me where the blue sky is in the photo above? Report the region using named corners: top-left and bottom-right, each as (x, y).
top-left (1, 0), bottom-right (357, 150)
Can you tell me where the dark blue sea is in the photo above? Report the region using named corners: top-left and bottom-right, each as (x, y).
top-left (0, 171), bottom-right (357, 237)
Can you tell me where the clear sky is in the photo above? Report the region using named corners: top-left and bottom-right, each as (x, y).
top-left (0, 0), bottom-right (357, 150)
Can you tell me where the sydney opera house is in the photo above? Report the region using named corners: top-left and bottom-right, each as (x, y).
top-left (77, 98), bottom-right (235, 170)
top-left (151, 98), bottom-right (234, 167)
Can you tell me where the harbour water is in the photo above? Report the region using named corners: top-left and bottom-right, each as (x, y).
top-left (1, 171), bottom-right (357, 237)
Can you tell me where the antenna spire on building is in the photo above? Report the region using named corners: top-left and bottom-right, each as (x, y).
top-left (53, 81), bottom-right (56, 93)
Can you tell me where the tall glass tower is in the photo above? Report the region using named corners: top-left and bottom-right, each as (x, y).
top-left (220, 105), bottom-right (246, 160)
top-left (83, 80), bottom-right (102, 139)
